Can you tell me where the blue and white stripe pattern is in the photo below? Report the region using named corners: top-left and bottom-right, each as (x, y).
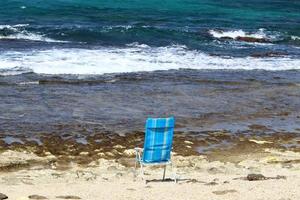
top-left (142, 117), bottom-right (175, 163)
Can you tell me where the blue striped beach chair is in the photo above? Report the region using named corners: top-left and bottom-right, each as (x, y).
top-left (135, 117), bottom-right (177, 183)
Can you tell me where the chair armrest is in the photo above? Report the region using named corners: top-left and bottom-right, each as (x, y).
top-left (134, 147), bottom-right (143, 152)
top-left (134, 147), bottom-right (143, 161)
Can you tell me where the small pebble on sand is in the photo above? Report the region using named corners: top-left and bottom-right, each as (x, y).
top-left (213, 189), bottom-right (237, 195)
top-left (0, 193), bottom-right (8, 200)
top-left (56, 195), bottom-right (81, 199)
top-left (28, 195), bottom-right (48, 199)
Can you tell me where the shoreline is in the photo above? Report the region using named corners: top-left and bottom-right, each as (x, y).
top-left (0, 130), bottom-right (299, 167)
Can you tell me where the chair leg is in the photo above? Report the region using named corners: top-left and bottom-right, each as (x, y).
top-left (170, 162), bottom-right (177, 183)
top-left (134, 160), bottom-right (137, 178)
top-left (140, 163), bottom-right (145, 180)
top-left (162, 165), bottom-right (166, 180)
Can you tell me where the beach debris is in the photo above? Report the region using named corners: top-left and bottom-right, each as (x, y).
top-left (28, 195), bottom-right (48, 199)
top-left (75, 170), bottom-right (97, 181)
top-left (185, 178), bottom-right (207, 184)
top-left (186, 179), bottom-right (204, 184)
top-left (79, 152), bottom-right (89, 156)
top-left (55, 195), bottom-right (81, 199)
top-left (204, 181), bottom-right (218, 186)
top-left (21, 179), bottom-right (34, 185)
top-left (184, 140), bottom-right (193, 144)
top-left (249, 139), bottom-right (273, 144)
top-left (245, 174), bottom-right (287, 181)
top-left (105, 152), bottom-right (115, 157)
top-left (123, 149), bottom-right (135, 156)
top-left (207, 167), bottom-right (223, 174)
top-left (275, 175), bottom-right (287, 180)
top-left (97, 152), bottom-right (105, 156)
top-left (262, 156), bottom-right (281, 163)
top-left (213, 189), bottom-right (237, 195)
top-left (115, 172), bottom-right (123, 177)
top-left (126, 188), bottom-right (136, 191)
top-left (111, 149), bottom-right (122, 156)
top-left (113, 144), bottom-right (125, 149)
top-left (0, 193), bottom-right (8, 200)
top-left (107, 166), bottom-right (118, 171)
top-left (247, 174), bottom-right (266, 181)
top-left (51, 172), bottom-right (63, 178)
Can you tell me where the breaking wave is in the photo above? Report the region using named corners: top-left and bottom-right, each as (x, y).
top-left (0, 44), bottom-right (299, 76)
top-left (291, 36), bottom-right (300, 41)
top-left (208, 29), bottom-right (281, 42)
top-left (0, 24), bottom-right (63, 42)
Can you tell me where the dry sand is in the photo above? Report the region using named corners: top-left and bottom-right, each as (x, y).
top-left (0, 148), bottom-right (300, 200)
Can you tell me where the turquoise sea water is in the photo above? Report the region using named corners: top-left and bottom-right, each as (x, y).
top-left (0, 0), bottom-right (300, 74)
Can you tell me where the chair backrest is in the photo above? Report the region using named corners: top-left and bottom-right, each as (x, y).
top-left (142, 117), bottom-right (175, 163)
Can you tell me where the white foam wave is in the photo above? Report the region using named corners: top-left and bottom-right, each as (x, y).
top-left (101, 25), bottom-right (133, 33)
top-left (0, 24), bottom-right (63, 42)
top-left (0, 45), bottom-right (299, 75)
top-left (0, 24), bottom-right (27, 28)
top-left (291, 36), bottom-right (300, 41)
top-left (18, 81), bottom-right (39, 85)
top-left (209, 29), bottom-right (278, 41)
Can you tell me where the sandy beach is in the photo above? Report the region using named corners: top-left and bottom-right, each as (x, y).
top-left (1, 133), bottom-right (299, 200)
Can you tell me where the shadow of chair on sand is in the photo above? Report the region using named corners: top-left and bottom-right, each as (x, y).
top-left (145, 178), bottom-right (205, 184)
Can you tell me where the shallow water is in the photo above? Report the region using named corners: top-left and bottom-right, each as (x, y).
top-left (0, 70), bottom-right (299, 137)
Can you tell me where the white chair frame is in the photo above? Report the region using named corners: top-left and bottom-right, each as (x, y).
top-left (134, 147), bottom-right (177, 183)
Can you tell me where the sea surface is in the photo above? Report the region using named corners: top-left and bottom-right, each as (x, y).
top-left (0, 0), bottom-right (300, 147)
top-left (0, 0), bottom-right (300, 75)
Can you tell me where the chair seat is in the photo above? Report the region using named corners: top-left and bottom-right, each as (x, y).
top-left (139, 160), bottom-right (171, 166)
